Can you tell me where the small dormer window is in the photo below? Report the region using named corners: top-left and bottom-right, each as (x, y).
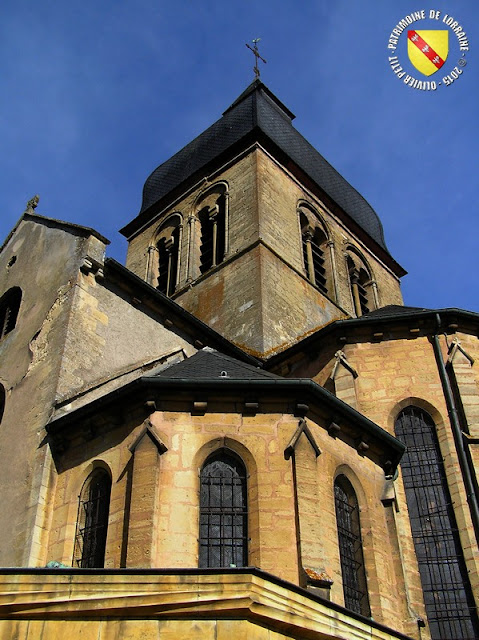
top-left (0, 287), bottom-right (22, 339)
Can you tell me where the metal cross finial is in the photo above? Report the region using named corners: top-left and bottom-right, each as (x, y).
top-left (245, 38), bottom-right (267, 79)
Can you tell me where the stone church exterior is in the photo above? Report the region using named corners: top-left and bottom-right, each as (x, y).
top-left (0, 80), bottom-right (478, 639)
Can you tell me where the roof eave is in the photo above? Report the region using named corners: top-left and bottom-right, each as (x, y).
top-left (104, 258), bottom-right (262, 366)
top-left (119, 127), bottom-right (406, 278)
top-left (266, 307), bottom-right (479, 367)
top-left (47, 376), bottom-right (405, 468)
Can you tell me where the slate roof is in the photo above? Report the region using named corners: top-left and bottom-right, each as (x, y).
top-left (360, 305), bottom-right (432, 318)
top-left (122, 81), bottom-right (389, 254)
top-left (154, 348), bottom-right (279, 380)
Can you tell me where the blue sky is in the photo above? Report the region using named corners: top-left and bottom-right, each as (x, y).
top-left (1, 1), bottom-right (478, 312)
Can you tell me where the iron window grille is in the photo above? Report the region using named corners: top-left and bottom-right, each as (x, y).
top-left (395, 406), bottom-right (479, 639)
top-left (74, 469), bottom-right (111, 568)
top-left (334, 475), bottom-right (371, 617)
top-left (199, 451), bottom-right (248, 568)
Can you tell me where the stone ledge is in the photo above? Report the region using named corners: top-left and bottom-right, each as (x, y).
top-left (0, 569), bottom-right (414, 640)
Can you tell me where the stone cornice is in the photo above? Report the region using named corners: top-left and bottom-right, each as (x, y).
top-left (0, 568), bottom-right (414, 640)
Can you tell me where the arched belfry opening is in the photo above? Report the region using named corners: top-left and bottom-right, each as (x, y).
top-left (346, 250), bottom-right (375, 316)
top-left (196, 184), bottom-right (228, 275)
top-left (299, 203), bottom-right (331, 297)
top-left (121, 80), bottom-right (406, 356)
top-left (153, 215), bottom-right (182, 296)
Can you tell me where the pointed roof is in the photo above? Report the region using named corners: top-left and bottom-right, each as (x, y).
top-left (154, 347), bottom-right (279, 381)
top-left (121, 81), bottom-right (394, 266)
top-left (360, 304), bottom-right (432, 318)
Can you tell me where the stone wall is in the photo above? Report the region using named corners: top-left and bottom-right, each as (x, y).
top-left (123, 146), bottom-right (403, 357)
top-left (45, 395), bottom-right (425, 637)
top-left (0, 217), bottom-right (104, 566)
top-left (287, 327), bottom-right (479, 615)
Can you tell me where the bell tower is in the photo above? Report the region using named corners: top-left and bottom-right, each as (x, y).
top-left (121, 81), bottom-right (406, 357)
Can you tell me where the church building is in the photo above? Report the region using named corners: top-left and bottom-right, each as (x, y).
top-left (0, 79), bottom-right (478, 640)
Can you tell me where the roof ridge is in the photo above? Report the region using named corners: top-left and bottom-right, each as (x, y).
top-left (156, 347), bottom-right (279, 380)
top-left (222, 79), bottom-right (295, 121)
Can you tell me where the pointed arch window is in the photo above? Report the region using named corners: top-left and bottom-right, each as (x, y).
top-left (155, 216), bottom-right (182, 296)
top-left (299, 206), bottom-right (330, 296)
top-left (395, 406), bottom-right (479, 639)
top-left (197, 187), bottom-right (227, 274)
top-left (199, 450), bottom-right (248, 568)
top-left (74, 468), bottom-right (111, 568)
top-left (334, 475), bottom-right (370, 616)
top-left (0, 287), bottom-right (22, 339)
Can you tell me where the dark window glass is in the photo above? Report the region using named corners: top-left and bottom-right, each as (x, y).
top-left (74, 469), bottom-right (111, 568)
top-left (347, 258), bottom-right (370, 316)
top-left (199, 207), bottom-right (213, 273)
top-left (199, 451), bottom-right (247, 568)
top-left (395, 406), bottom-right (479, 639)
top-left (356, 275), bottom-right (369, 315)
top-left (199, 195), bottom-right (226, 274)
top-left (0, 385), bottom-right (5, 424)
top-left (157, 225), bottom-right (180, 296)
top-left (302, 228), bottom-right (328, 295)
top-left (0, 287), bottom-right (22, 339)
top-left (334, 475), bottom-right (370, 616)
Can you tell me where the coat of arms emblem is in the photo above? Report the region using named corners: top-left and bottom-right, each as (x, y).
top-left (407, 30), bottom-right (449, 76)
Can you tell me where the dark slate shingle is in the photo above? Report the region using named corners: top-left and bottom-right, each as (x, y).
top-left (130, 81), bottom-right (389, 253)
top-left (360, 305), bottom-right (432, 318)
top-left (154, 348), bottom-right (279, 381)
